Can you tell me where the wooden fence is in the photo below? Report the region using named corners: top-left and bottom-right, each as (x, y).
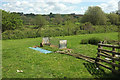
top-left (95, 42), bottom-right (120, 73)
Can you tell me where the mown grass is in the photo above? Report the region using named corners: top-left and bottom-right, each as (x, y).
top-left (2, 32), bottom-right (119, 78)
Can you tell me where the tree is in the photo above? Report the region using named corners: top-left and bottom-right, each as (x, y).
top-left (33, 15), bottom-right (47, 35)
top-left (81, 22), bottom-right (94, 33)
top-left (54, 14), bottom-right (63, 25)
top-left (81, 6), bottom-right (107, 25)
top-left (63, 15), bottom-right (77, 23)
top-left (64, 20), bottom-right (77, 35)
top-left (2, 10), bottom-right (23, 32)
top-left (49, 12), bottom-right (54, 18)
top-left (107, 13), bottom-right (119, 25)
top-left (33, 15), bottom-right (47, 29)
top-left (21, 16), bottom-right (33, 25)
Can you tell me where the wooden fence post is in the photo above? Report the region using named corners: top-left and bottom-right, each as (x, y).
top-left (112, 47), bottom-right (115, 73)
top-left (95, 41), bottom-right (102, 67)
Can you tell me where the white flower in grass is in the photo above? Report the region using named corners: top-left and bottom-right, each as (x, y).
top-left (17, 70), bottom-right (23, 73)
top-left (17, 70), bottom-right (20, 72)
top-left (20, 70), bottom-right (23, 72)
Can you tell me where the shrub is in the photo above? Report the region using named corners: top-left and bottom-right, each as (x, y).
top-left (88, 37), bottom-right (101, 45)
top-left (23, 29), bottom-right (37, 38)
top-left (92, 25), bottom-right (118, 33)
top-left (2, 28), bottom-right (38, 40)
top-left (2, 30), bottom-right (25, 40)
top-left (81, 37), bottom-right (102, 45)
top-left (2, 24), bottom-right (118, 40)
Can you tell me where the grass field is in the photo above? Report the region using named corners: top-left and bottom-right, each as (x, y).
top-left (2, 32), bottom-right (119, 78)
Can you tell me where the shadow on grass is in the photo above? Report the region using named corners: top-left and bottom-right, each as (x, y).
top-left (83, 62), bottom-right (120, 79)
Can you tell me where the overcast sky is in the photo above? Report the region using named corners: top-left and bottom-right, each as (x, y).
top-left (0, 0), bottom-right (119, 14)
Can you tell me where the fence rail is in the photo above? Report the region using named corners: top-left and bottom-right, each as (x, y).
top-left (98, 43), bottom-right (120, 49)
top-left (97, 48), bottom-right (120, 55)
top-left (95, 42), bottom-right (120, 73)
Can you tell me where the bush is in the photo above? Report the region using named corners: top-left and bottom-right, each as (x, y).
top-left (2, 24), bottom-right (118, 40)
top-left (23, 29), bottom-right (37, 38)
top-left (2, 28), bottom-right (38, 40)
top-left (81, 37), bottom-right (102, 45)
top-left (92, 25), bottom-right (118, 33)
top-left (2, 30), bottom-right (25, 40)
top-left (88, 37), bottom-right (101, 45)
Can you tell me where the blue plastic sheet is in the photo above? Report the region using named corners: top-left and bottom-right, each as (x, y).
top-left (29, 47), bottom-right (52, 54)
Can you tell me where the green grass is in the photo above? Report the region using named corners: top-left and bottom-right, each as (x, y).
top-left (2, 32), bottom-right (119, 78)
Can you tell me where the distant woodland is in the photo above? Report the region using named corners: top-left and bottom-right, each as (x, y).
top-left (1, 6), bottom-right (120, 39)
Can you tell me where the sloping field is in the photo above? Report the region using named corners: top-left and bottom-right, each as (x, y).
top-left (2, 32), bottom-right (119, 78)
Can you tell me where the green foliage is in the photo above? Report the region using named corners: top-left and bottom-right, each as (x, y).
top-left (92, 25), bottom-right (118, 33)
top-left (80, 22), bottom-right (94, 33)
top-left (2, 30), bottom-right (24, 39)
top-left (81, 6), bottom-right (107, 25)
top-left (21, 16), bottom-right (35, 25)
top-left (33, 15), bottom-right (47, 28)
top-left (2, 10), bottom-right (23, 32)
top-left (81, 37), bottom-right (102, 45)
top-left (23, 28), bottom-right (37, 38)
top-left (2, 24), bottom-right (118, 40)
top-left (76, 30), bottom-right (89, 34)
top-left (53, 14), bottom-right (63, 25)
top-left (2, 28), bottom-right (38, 40)
top-left (107, 13), bottom-right (119, 25)
top-left (88, 37), bottom-right (102, 45)
top-left (81, 22), bottom-right (92, 30)
top-left (64, 20), bottom-right (78, 36)
top-left (40, 27), bottom-right (64, 37)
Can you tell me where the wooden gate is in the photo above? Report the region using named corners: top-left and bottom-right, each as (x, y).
top-left (95, 42), bottom-right (120, 73)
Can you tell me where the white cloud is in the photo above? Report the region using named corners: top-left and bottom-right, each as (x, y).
top-left (80, 7), bottom-right (88, 14)
top-left (1, 0), bottom-right (119, 14)
top-left (2, 1), bottom-right (77, 14)
top-left (98, 0), bottom-right (119, 13)
top-left (2, 0), bottom-right (113, 3)
top-left (2, 0), bottom-right (82, 4)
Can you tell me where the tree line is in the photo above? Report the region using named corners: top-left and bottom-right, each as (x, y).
top-left (1, 6), bottom-right (120, 39)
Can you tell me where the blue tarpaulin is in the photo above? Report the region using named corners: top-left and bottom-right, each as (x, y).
top-left (29, 47), bottom-right (52, 54)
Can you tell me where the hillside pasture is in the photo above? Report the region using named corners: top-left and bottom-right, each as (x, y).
top-left (2, 32), bottom-right (119, 78)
